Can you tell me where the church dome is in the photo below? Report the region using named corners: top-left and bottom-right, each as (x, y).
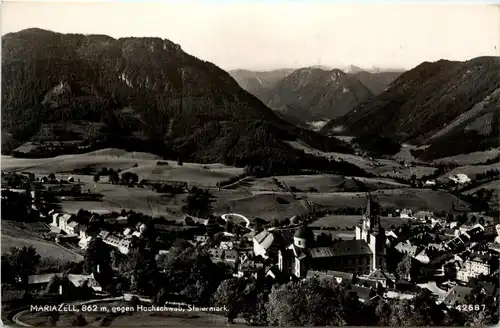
top-left (294, 225), bottom-right (314, 239)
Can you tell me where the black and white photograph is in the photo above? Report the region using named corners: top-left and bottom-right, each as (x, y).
top-left (1, 1), bottom-right (499, 326)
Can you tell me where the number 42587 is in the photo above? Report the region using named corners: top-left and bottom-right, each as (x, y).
top-left (456, 304), bottom-right (486, 311)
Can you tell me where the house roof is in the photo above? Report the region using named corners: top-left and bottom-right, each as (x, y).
top-left (308, 247), bottom-right (336, 258)
top-left (352, 285), bottom-right (378, 302)
top-left (443, 286), bottom-right (472, 307)
top-left (224, 250), bottom-right (239, 260)
top-left (294, 225), bottom-right (314, 240)
top-left (330, 240), bottom-right (373, 257)
top-left (67, 221), bottom-right (79, 228)
top-left (253, 230), bottom-right (283, 250)
top-left (367, 269), bottom-right (388, 280)
top-left (326, 270), bottom-right (354, 279)
top-left (28, 273), bottom-right (100, 290)
top-left (28, 273), bottom-right (62, 284)
top-left (477, 282), bottom-right (496, 297)
top-left (209, 248), bottom-right (224, 259)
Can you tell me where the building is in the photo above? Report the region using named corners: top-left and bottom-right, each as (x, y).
top-left (448, 173), bottom-right (471, 184)
top-left (253, 229), bottom-right (285, 259)
top-left (307, 270), bottom-right (354, 284)
top-left (278, 195), bottom-right (386, 278)
top-left (27, 273), bottom-right (102, 294)
top-left (443, 285), bottom-right (473, 308)
top-left (97, 230), bottom-right (132, 254)
top-left (399, 209), bottom-right (413, 219)
top-left (354, 194), bottom-right (387, 271)
top-left (358, 269), bottom-right (395, 289)
top-left (457, 253), bottom-right (498, 282)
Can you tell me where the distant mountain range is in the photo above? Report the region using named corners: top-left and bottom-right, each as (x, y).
top-left (2, 28), bottom-right (368, 175)
top-left (230, 66), bottom-right (403, 126)
top-left (229, 69), bottom-right (294, 97)
top-left (321, 56), bottom-right (500, 160)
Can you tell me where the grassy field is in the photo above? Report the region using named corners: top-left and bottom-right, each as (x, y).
top-left (1, 149), bottom-right (473, 225)
top-left (434, 148), bottom-right (500, 165)
top-left (212, 190), bottom-right (309, 221)
top-left (59, 179), bottom-right (187, 218)
top-left (1, 149), bottom-right (244, 186)
top-left (247, 175), bottom-right (408, 193)
top-left (286, 141), bottom-right (436, 179)
top-left (1, 221), bottom-right (83, 262)
top-left (438, 163), bottom-right (500, 181)
top-left (310, 214), bottom-right (410, 229)
top-left (306, 189), bottom-right (469, 213)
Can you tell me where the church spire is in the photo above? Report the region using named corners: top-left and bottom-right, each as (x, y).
top-left (365, 192), bottom-right (381, 232)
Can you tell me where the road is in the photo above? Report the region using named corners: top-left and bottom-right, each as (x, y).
top-left (220, 213), bottom-right (252, 230)
top-left (10, 296), bottom-right (245, 326)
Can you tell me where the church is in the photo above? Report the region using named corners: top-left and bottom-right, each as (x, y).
top-left (278, 194), bottom-right (386, 278)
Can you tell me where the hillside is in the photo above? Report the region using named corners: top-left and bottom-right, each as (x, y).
top-left (2, 28), bottom-right (360, 173)
top-left (228, 69), bottom-right (294, 99)
top-left (350, 71), bottom-right (403, 95)
top-left (322, 57), bottom-right (500, 159)
top-left (262, 67), bottom-right (374, 121)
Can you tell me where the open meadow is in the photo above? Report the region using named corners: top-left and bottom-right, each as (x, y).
top-left (285, 141), bottom-right (437, 179)
top-left (2, 149), bottom-right (474, 227)
top-left (1, 221), bottom-right (83, 262)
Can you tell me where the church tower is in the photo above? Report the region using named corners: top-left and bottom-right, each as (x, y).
top-left (355, 193), bottom-right (386, 271)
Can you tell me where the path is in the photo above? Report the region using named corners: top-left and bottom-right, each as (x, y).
top-left (11, 295), bottom-right (245, 326)
top-left (220, 213), bottom-right (252, 230)
top-left (220, 176), bottom-right (253, 190)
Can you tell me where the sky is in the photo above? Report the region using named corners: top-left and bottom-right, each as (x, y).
top-left (2, 1), bottom-right (499, 71)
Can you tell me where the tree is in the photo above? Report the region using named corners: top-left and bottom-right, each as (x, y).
top-left (130, 296), bottom-right (140, 311)
top-left (389, 290), bottom-right (449, 326)
top-left (49, 311), bottom-right (60, 326)
top-left (396, 255), bottom-right (413, 280)
top-left (109, 171), bottom-right (120, 184)
top-left (83, 238), bottom-right (112, 287)
top-left (212, 278), bottom-right (247, 323)
top-left (182, 188), bottom-right (214, 218)
top-left (159, 247), bottom-right (229, 305)
top-left (93, 174), bottom-right (100, 183)
top-left (71, 314), bottom-right (87, 326)
top-left (6, 246), bottom-right (41, 288)
top-left (225, 220), bottom-right (234, 233)
top-left (177, 157), bottom-right (183, 166)
top-left (266, 278), bottom-right (346, 326)
top-left (48, 173), bottom-right (56, 180)
top-left (375, 300), bottom-right (392, 326)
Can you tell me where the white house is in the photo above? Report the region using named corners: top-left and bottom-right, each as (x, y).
top-left (253, 230), bottom-right (284, 259)
top-left (399, 209), bottom-right (413, 219)
top-left (425, 180), bottom-right (436, 186)
top-left (457, 254), bottom-right (493, 282)
top-left (448, 174), bottom-right (471, 184)
top-left (65, 221), bottom-right (80, 235)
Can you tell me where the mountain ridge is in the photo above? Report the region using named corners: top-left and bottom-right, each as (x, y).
top-left (321, 56), bottom-right (500, 159)
top-left (2, 28), bottom-right (366, 175)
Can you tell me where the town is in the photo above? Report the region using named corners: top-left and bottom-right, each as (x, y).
top-left (1, 164), bottom-right (499, 326)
